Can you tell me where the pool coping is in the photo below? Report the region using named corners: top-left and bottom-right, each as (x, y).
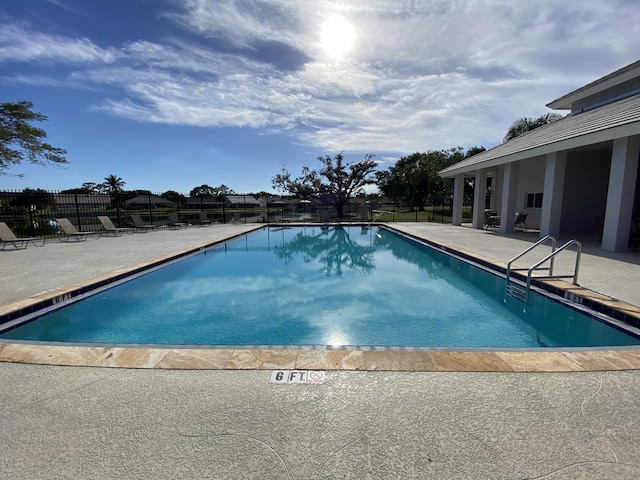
top-left (2, 223), bottom-right (640, 373)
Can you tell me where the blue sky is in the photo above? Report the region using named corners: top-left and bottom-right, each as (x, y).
top-left (1, 0), bottom-right (638, 194)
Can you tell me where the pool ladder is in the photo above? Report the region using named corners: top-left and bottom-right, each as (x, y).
top-left (505, 235), bottom-right (582, 304)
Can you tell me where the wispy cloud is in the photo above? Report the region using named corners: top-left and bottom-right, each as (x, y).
top-left (2, 0), bottom-right (639, 156)
top-left (0, 19), bottom-right (116, 64)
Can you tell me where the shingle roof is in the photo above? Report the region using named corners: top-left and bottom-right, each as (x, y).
top-left (439, 93), bottom-right (640, 177)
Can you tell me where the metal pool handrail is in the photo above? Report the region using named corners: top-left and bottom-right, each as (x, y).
top-left (506, 236), bottom-right (582, 304)
top-left (525, 239), bottom-right (582, 286)
top-left (506, 235), bottom-right (557, 280)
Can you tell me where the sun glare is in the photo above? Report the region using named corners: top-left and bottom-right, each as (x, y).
top-left (321, 15), bottom-right (355, 58)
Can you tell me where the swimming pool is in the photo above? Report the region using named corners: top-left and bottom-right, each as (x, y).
top-left (1, 225), bottom-right (639, 348)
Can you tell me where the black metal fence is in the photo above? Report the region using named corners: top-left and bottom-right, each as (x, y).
top-left (0, 189), bottom-right (472, 239)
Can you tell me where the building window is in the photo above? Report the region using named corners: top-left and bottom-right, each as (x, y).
top-left (526, 192), bottom-right (543, 209)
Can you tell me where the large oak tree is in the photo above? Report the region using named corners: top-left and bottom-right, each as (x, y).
top-left (273, 152), bottom-right (377, 218)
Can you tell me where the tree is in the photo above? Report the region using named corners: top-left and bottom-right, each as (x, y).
top-left (376, 149), bottom-right (466, 211)
top-left (315, 153), bottom-right (377, 218)
top-left (100, 174), bottom-right (126, 194)
top-left (60, 182), bottom-right (100, 194)
top-left (189, 184), bottom-right (216, 198)
top-left (503, 113), bottom-right (563, 142)
top-left (81, 182), bottom-right (99, 193)
top-left (0, 100), bottom-right (68, 175)
top-left (161, 190), bottom-right (186, 205)
top-left (272, 152), bottom-right (377, 217)
top-left (212, 184), bottom-right (235, 198)
top-left (272, 165), bottom-right (316, 198)
top-left (10, 188), bottom-right (55, 210)
top-left (189, 184), bottom-right (234, 200)
top-left (465, 145), bottom-right (486, 158)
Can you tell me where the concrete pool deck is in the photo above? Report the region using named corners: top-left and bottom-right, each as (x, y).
top-left (2, 223), bottom-right (640, 478)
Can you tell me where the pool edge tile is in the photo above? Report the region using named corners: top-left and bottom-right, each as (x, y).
top-left (2, 344), bottom-right (640, 371)
top-left (91, 347), bottom-right (171, 368)
top-left (362, 351), bottom-right (439, 371)
top-left (562, 350), bottom-right (640, 371)
top-left (155, 348), bottom-right (235, 369)
top-left (295, 350), bottom-right (365, 370)
top-left (429, 352), bottom-right (514, 372)
top-left (224, 349), bottom-right (298, 370)
top-left (495, 352), bottom-right (585, 372)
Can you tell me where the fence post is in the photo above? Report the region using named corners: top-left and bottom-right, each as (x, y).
top-left (28, 204), bottom-right (35, 237)
top-left (147, 194), bottom-right (153, 226)
top-left (115, 192), bottom-right (122, 226)
top-left (221, 199), bottom-right (226, 224)
top-left (74, 193), bottom-right (83, 230)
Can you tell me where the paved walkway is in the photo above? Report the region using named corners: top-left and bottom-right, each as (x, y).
top-left (2, 364), bottom-right (640, 479)
top-left (2, 223), bottom-right (640, 478)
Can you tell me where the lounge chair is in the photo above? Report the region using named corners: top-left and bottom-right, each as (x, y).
top-left (130, 214), bottom-right (156, 231)
top-left (198, 211), bottom-right (213, 226)
top-left (484, 209), bottom-right (500, 230)
top-left (97, 216), bottom-right (133, 236)
top-left (514, 212), bottom-right (528, 232)
top-left (168, 212), bottom-right (187, 229)
top-left (0, 222), bottom-right (45, 249)
top-left (55, 218), bottom-right (100, 241)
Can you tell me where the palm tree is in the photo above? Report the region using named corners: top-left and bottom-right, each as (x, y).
top-left (101, 174), bottom-right (125, 194)
top-left (503, 113), bottom-right (563, 142)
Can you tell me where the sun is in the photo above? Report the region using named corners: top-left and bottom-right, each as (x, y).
top-left (321, 15), bottom-right (355, 58)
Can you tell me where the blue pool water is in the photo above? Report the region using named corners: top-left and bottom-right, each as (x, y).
top-left (1, 226), bottom-right (639, 348)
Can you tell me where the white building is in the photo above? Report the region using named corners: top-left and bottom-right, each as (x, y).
top-left (439, 60), bottom-right (640, 252)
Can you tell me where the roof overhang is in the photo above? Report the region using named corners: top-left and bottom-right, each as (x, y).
top-left (547, 60), bottom-right (640, 110)
top-left (439, 94), bottom-right (640, 178)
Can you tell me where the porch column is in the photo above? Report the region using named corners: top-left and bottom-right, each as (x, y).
top-left (472, 169), bottom-right (487, 229)
top-left (540, 151), bottom-right (567, 238)
top-left (451, 174), bottom-right (464, 226)
top-left (602, 135), bottom-right (640, 252)
top-left (499, 161), bottom-right (519, 233)
top-left (488, 168), bottom-right (501, 210)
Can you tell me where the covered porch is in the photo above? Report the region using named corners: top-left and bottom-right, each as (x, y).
top-left (441, 94), bottom-right (640, 253)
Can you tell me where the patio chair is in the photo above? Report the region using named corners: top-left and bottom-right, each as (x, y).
top-left (168, 212), bottom-right (187, 229)
top-left (484, 209), bottom-right (500, 230)
top-left (514, 212), bottom-right (528, 232)
top-left (198, 211), bottom-right (213, 226)
top-left (232, 211), bottom-right (244, 224)
top-left (0, 222), bottom-right (45, 249)
top-left (55, 218), bottom-right (100, 241)
top-left (97, 216), bottom-right (133, 236)
top-left (130, 214), bottom-right (156, 231)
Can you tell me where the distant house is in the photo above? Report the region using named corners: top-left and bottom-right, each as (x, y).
top-left (439, 60), bottom-right (640, 252)
top-left (256, 196), bottom-right (288, 208)
top-left (224, 195), bottom-right (261, 208)
top-left (184, 197), bottom-right (223, 209)
top-left (123, 194), bottom-right (174, 209)
top-left (54, 193), bottom-right (112, 209)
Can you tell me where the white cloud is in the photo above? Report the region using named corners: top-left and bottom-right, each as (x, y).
top-left (0, 19), bottom-right (117, 64)
top-left (2, 0), bottom-right (639, 156)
